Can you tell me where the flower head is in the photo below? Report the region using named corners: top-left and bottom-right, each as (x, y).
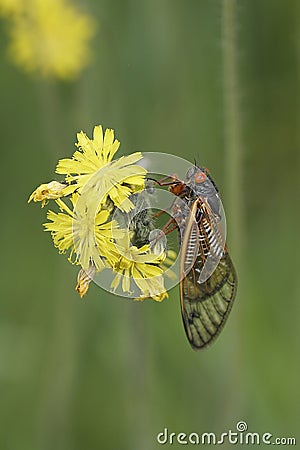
top-left (56, 125), bottom-right (147, 212)
top-left (44, 195), bottom-right (122, 271)
top-left (76, 264), bottom-right (96, 298)
top-left (7, 0), bottom-right (95, 80)
top-left (28, 180), bottom-right (66, 207)
top-left (110, 234), bottom-right (168, 301)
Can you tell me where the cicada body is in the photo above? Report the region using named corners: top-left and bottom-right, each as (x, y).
top-left (163, 166), bottom-right (237, 350)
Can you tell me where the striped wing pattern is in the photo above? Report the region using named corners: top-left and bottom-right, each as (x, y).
top-left (180, 200), bottom-right (237, 350)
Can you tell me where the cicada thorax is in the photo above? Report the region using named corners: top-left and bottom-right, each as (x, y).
top-left (169, 171), bottom-right (224, 280)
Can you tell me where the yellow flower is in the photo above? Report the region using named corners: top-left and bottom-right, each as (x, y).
top-left (111, 234), bottom-right (168, 301)
top-left (0, 0), bottom-right (23, 17)
top-left (57, 126), bottom-right (121, 178)
top-left (7, 0), bottom-right (95, 80)
top-left (44, 195), bottom-right (121, 271)
top-left (28, 180), bottom-right (66, 207)
top-left (56, 125), bottom-right (147, 212)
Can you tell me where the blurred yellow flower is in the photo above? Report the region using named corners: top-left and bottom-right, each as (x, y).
top-left (28, 180), bottom-right (66, 207)
top-left (44, 195), bottom-right (121, 272)
top-left (111, 234), bottom-right (168, 301)
top-left (56, 125), bottom-right (147, 212)
top-left (7, 0), bottom-right (96, 80)
top-left (0, 0), bottom-right (22, 17)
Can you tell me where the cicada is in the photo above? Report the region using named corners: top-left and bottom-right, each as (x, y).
top-left (155, 165), bottom-right (237, 350)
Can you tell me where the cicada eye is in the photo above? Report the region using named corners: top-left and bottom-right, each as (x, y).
top-left (194, 171), bottom-right (207, 183)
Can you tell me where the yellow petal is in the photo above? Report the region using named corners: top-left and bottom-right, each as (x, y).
top-left (111, 272), bottom-right (122, 292)
top-left (76, 131), bottom-right (90, 149)
top-left (103, 128), bottom-right (114, 147)
top-left (122, 269), bottom-right (131, 293)
top-left (93, 125), bottom-right (103, 148)
top-left (95, 209), bottom-right (110, 224)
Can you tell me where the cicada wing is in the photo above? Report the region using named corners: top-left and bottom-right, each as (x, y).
top-left (196, 198), bottom-right (226, 284)
top-left (179, 197), bottom-right (236, 349)
top-left (180, 240), bottom-right (237, 350)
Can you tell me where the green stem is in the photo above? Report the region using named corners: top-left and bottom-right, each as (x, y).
top-left (222, 0), bottom-right (243, 264)
top-left (122, 304), bottom-right (153, 450)
top-left (221, 0), bottom-right (244, 419)
top-left (35, 80), bottom-right (66, 161)
top-left (35, 80), bottom-right (76, 450)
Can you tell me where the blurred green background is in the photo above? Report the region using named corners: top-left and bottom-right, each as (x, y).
top-left (0, 0), bottom-right (299, 449)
